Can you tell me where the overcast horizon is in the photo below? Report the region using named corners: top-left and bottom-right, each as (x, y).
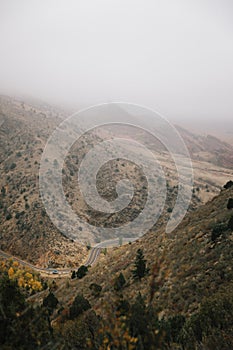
top-left (0, 0), bottom-right (233, 125)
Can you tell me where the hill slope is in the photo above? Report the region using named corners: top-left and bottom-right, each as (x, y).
top-left (55, 184), bottom-right (233, 317)
top-left (0, 95), bottom-right (233, 268)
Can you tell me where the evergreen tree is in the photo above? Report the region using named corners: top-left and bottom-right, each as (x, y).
top-left (114, 272), bottom-right (126, 291)
top-left (43, 291), bottom-right (58, 315)
top-left (132, 248), bottom-right (148, 280)
top-left (69, 294), bottom-right (91, 320)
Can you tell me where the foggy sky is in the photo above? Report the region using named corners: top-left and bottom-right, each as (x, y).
top-left (0, 0), bottom-right (233, 122)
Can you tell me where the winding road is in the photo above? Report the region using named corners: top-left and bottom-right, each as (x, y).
top-left (0, 247), bottom-right (102, 276)
top-left (84, 247), bottom-right (101, 267)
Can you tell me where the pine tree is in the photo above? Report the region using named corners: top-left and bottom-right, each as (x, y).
top-left (114, 272), bottom-right (126, 291)
top-left (43, 291), bottom-right (58, 314)
top-left (69, 294), bottom-right (91, 319)
top-left (132, 248), bottom-right (148, 280)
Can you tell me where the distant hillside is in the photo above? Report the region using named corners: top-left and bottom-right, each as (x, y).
top-left (0, 95), bottom-right (232, 267)
top-left (177, 125), bottom-right (233, 169)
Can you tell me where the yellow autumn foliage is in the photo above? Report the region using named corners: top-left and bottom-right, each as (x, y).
top-left (1, 258), bottom-right (43, 294)
top-left (8, 266), bottom-right (14, 278)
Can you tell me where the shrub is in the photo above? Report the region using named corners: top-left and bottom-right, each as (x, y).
top-left (86, 243), bottom-right (91, 250)
top-left (227, 198), bottom-right (233, 210)
top-left (228, 216), bottom-right (233, 230)
top-left (6, 213), bottom-right (12, 220)
top-left (89, 283), bottom-right (102, 297)
top-left (10, 163), bottom-right (16, 170)
top-left (224, 180), bottom-right (233, 189)
top-left (71, 271), bottom-right (76, 279)
top-left (1, 186), bottom-right (6, 196)
top-left (211, 222), bottom-right (227, 242)
top-left (15, 211), bottom-right (24, 219)
top-left (76, 265), bottom-right (88, 279)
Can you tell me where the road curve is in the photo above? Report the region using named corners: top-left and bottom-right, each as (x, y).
top-left (84, 248), bottom-right (101, 267)
top-left (0, 247), bottom-right (101, 276)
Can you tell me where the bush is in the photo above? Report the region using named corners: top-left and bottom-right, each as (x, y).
top-left (76, 265), bottom-right (88, 279)
top-left (228, 216), bottom-right (233, 230)
top-left (211, 222), bottom-right (228, 242)
top-left (224, 180), bottom-right (233, 189)
top-left (10, 163), bottom-right (16, 170)
top-left (89, 283), bottom-right (102, 297)
top-left (6, 213), bottom-right (12, 220)
top-left (86, 243), bottom-right (91, 250)
top-left (71, 271), bottom-right (76, 279)
top-left (227, 198), bottom-right (233, 209)
top-left (15, 211), bottom-right (25, 219)
top-left (1, 186), bottom-right (6, 196)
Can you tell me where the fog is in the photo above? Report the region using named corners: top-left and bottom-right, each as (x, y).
top-left (0, 0), bottom-right (233, 124)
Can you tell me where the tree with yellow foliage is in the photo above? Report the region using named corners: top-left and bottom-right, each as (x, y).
top-left (8, 266), bottom-right (14, 278)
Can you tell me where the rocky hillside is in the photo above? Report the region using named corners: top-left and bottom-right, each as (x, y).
top-left (0, 95), bottom-right (233, 267)
top-left (0, 96), bottom-right (87, 267)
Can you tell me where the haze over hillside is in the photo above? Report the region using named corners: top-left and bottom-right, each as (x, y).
top-left (0, 1), bottom-right (233, 348)
top-left (0, 94), bottom-right (233, 266)
top-left (1, 1), bottom-right (233, 126)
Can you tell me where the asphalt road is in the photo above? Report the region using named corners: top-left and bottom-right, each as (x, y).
top-left (0, 247), bottom-right (102, 276)
top-left (84, 247), bottom-right (101, 267)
